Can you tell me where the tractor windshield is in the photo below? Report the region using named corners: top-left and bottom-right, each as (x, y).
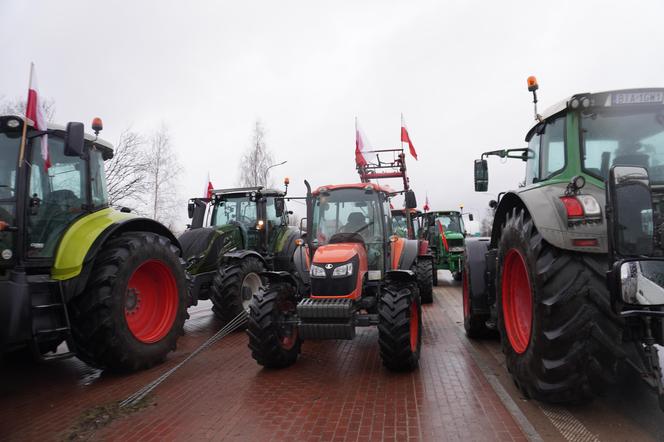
top-left (0, 129), bottom-right (20, 265)
top-left (391, 212), bottom-right (409, 238)
top-left (312, 187), bottom-right (386, 269)
top-left (436, 213), bottom-right (463, 234)
top-left (211, 196), bottom-right (257, 228)
top-left (581, 108), bottom-right (664, 184)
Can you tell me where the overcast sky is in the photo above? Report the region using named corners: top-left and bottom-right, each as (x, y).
top-left (2, 0), bottom-right (664, 229)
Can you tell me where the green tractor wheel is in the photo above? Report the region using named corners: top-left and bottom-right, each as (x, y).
top-left (210, 257), bottom-right (265, 326)
top-left (69, 232), bottom-right (188, 372)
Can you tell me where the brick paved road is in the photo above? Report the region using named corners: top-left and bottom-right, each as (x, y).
top-left (1, 283), bottom-right (527, 441)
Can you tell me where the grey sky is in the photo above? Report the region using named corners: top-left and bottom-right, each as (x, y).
top-left (2, 0), bottom-right (664, 229)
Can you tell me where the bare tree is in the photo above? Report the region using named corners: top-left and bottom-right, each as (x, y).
top-left (0, 95), bottom-right (56, 121)
top-left (480, 208), bottom-right (495, 237)
top-left (239, 120), bottom-right (275, 187)
top-left (144, 124), bottom-right (182, 228)
top-left (105, 129), bottom-right (150, 211)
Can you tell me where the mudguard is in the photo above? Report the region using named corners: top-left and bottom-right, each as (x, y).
top-left (224, 249), bottom-right (267, 266)
top-left (464, 237), bottom-right (492, 314)
top-left (55, 209), bottom-right (181, 302)
top-left (385, 269), bottom-right (416, 282)
top-left (392, 238), bottom-right (419, 270)
top-left (491, 184), bottom-right (608, 253)
top-left (261, 270), bottom-right (300, 290)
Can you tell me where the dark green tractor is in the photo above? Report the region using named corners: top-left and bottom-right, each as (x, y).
top-left (465, 77), bottom-right (664, 410)
top-left (180, 185), bottom-right (300, 323)
top-left (420, 210), bottom-right (471, 283)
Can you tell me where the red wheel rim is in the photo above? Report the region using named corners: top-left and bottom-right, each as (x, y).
top-left (462, 270), bottom-right (470, 318)
top-left (124, 259), bottom-right (179, 344)
top-left (501, 249), bottom-right (533, 354)
top-left (409, 301), bottom-right (419, 352)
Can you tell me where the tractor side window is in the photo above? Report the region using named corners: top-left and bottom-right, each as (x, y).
top-left (27, 136), bottom-right (87, 258)
top-left (525, 133), bottom-right (541, 184)
top-left (89, 148), bottom-right (109, 208)
top-left (265, 198), bottom-right (281, 226)
top-left (540, 117), bottom-right (565, 179)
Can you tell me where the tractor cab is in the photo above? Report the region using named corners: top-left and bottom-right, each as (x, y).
top-left (391, 208), bottom-right (421, 239)
top-left (310, 183), bottom-right (392, 280)
top-left (0, 115), bottom-right (111, 272)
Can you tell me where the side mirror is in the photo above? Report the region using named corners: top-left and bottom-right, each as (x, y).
top-left (608, 165), bottom-right (654, 257)
top-left (468, 213), bottom-right (474, 221)
top-left (64, 122), bottom-right (85, 157)
top-left (187, 200), bottom-right (195, 219)
top-left (405, 190), bottom-right (417, 209)
top-left (474, 159), bottom-right (488, 192)
top-left (617, 260), bottom-right (664, 306)
top-left (275, 197), bottom-right (285, 217)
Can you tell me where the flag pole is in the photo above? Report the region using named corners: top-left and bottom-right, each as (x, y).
top-left (18, 62), bottom-right (34, 167)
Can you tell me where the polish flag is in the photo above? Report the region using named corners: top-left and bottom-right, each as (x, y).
top-left (401, 114), bottom-right (418, 160)
top-left (355, 118), bottom-right (371, 167)
top-left (25, 63), bottom-right (50, 170)
top-left (205, 172), bottom-right (214, 199)
top-left (437, 220), bottom-right (449, 252)
top-left (423, 194), bottom-right (430, 212)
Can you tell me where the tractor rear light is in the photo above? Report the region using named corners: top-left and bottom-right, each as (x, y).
top-left (576, 195), bottom-right (601, 217)
top-left (295, 238), bottom-right (304, 246)
top-left (0, 221), bottom-right (8, 231)
top-left (573, 238), bottom-right (599, 247)
top-left (560, 196), bottom-right (584, 218)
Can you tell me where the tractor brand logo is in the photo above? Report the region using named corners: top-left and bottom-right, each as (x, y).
top-left (325, 264), bottom-right (333, 270)
top-left (1, 249), bottom-right (12, 260)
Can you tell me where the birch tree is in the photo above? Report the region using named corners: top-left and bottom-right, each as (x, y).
top-left (105, 129), bottom-right (150, 210)
top-left (144, 124), bottom-right (182, 228)
top-left (239, 120), bottom-right (275, 187)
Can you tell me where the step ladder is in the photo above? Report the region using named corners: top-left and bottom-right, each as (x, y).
top-left (28, 275), bottom-right (75, 361)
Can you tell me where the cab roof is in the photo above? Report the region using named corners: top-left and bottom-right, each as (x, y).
top-left (313, 182), bottom-right (394, 195)
top-left (525, 87), bottom-right (664, 140)
top-left (211, 186), bottom-right (285, 197)
top-left (2, 115), bottom-right (114, 157)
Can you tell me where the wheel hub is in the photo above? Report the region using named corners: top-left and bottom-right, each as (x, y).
top-left (241, 273), bottom-right (262, 311)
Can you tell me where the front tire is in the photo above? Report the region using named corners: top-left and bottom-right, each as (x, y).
top-left (247, 282), bottom-right (301, 368)
top-left (378, 278), bottom-right (422, 371)
top-left (496, 208), bottom-right (621, 403)
top-left (210, 257), bottom-right (265, 325)
top-left (69, 232), bottom-right (188, 372)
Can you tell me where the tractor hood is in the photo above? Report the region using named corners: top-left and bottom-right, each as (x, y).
top-left (313, 243), bottom-right (364, 264)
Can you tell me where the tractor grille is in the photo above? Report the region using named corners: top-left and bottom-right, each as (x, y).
top-left (311, 275), bottom-right (357, 297)
top-left (446, 238), bottom-right (464, 249)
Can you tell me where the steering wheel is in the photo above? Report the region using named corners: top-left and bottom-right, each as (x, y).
top-left (354, 221), bottom-right (375, 234)
top-left (238, 215), bottom-right (255, 225)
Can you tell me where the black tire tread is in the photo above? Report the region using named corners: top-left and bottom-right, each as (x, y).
top-left (416, 258), bottom-right (434, 304)
top-left (210, 257), bottom-right (265, 324)
top-left (378, 279), bottom-right (421, 371)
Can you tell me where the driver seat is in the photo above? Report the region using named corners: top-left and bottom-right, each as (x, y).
top-left (343, 212), bottom-right (367, 234)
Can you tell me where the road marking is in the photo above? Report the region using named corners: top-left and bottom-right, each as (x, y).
top-left (539, 405), bottom-right (600, 442)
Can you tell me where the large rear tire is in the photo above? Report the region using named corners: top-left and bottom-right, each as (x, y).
top-left (462, 263), bottom-right (490, 338)
top-left (69, 232), bottom-right (188, 372)
top-left (210, 257), bottom-right (265, 325)
top-left (247, 282), bottom-right (301, 368)
top-left (378, 278), bottom-right (422, 371)
top-left (415, 258), bottom-right (434, 304)
top-left (496, 208), bottom-right (622, 403)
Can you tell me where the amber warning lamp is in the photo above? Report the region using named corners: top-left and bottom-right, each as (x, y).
top-left (527, 75), bottom-right (543, 122)
top-left (92, 117), bottom-right (103, 136)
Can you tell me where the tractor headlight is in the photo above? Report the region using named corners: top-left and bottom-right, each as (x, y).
top-left (310, 264), bottom-right (326, 278)
top-left (332, 262), bottom-right (354, 278)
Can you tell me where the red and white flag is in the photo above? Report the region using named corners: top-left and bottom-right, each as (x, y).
top-left (423, 193), bottom-right (430, 212)
top-left (25, 63), bottom-right (50, 170)
top-left (204, 172), bottom-right (214, 199)
top-left (401, 114), bottom-right (418, 160)
top-left (355, 118), bottom-right (372, 167)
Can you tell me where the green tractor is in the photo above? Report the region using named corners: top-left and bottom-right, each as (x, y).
top-left (420, 210), bottom-right (472, 283)
top-left (465, 77), bottom-right (664, 410)
top-left (391, 208), bottom-right (434, 303)
top-left (0, 116), bottom-right (188, 371)
top-left (180, 183), bottom-right (301, 323)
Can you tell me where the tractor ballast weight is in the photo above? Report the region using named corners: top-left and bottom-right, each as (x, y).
top-left (248, 181), bottom-right (423, 371)
top-left (180, 185), bottom-right (301, 323)
top-left (0, 116), bottom-right (188, 371)
top-left (465, 81), bottom-right (664, 410)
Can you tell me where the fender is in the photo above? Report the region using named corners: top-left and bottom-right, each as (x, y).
top-left (490, 185), bottom-right (608, 253)
top-left (392, 238), bottom-right (419, 270)
top-left (54, 208), bottom-right (180, 300)
top-left (385, 269), bottom-right (416, 283)
top-left (224, 249), bottom-right (267, 266)
top-left (261, 270), bottom-right (300, 289)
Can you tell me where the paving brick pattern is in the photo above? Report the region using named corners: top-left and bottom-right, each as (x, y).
top-left (0, 291), bottom-right (526, 441)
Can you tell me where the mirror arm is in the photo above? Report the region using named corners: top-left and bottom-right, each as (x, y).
top-left (620, 309), bottom-right (664, 318)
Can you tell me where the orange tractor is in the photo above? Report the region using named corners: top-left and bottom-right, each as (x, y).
top-left (247, 181), bottom-right (423, 371)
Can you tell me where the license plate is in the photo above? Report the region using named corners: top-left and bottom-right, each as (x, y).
top-left (612, 91), bottom-right (664, 105)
